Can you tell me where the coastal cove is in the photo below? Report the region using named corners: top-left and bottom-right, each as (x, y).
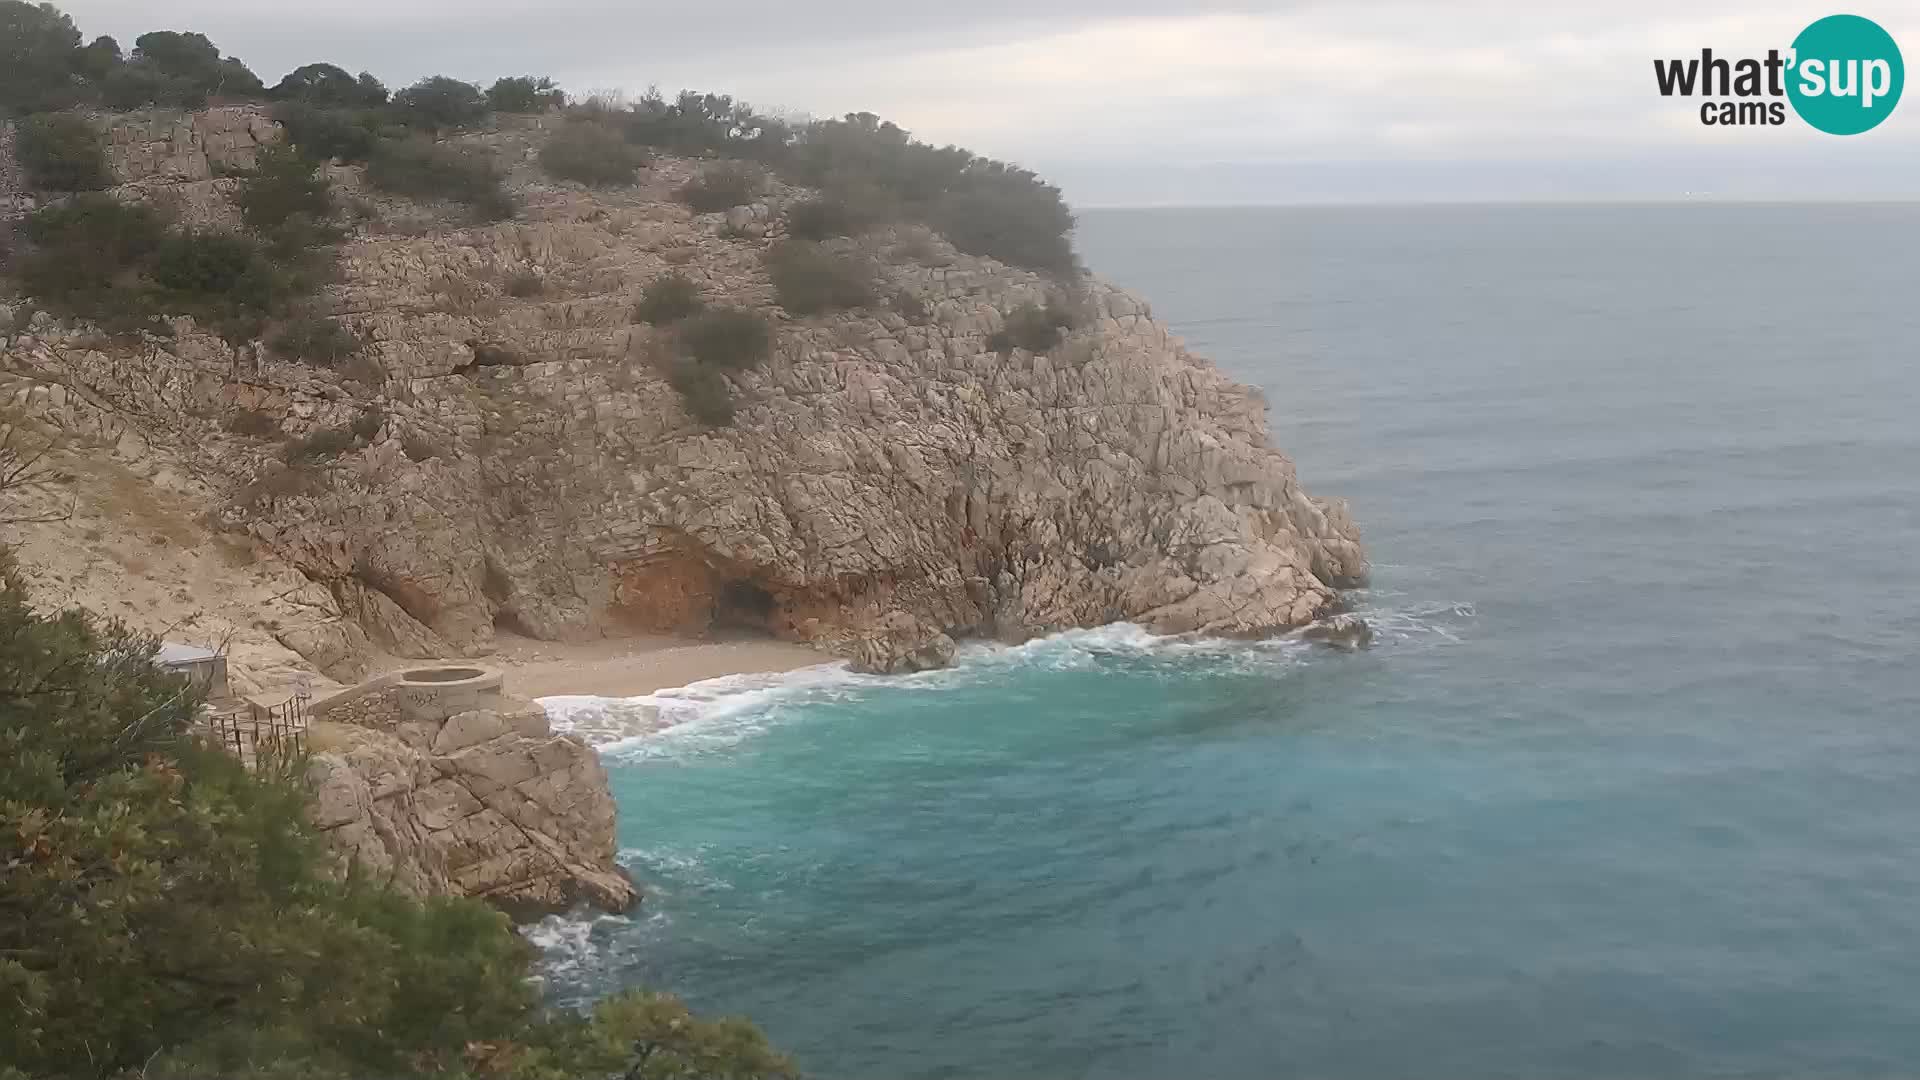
top-left (531, 203), bottom-right (1920, 1079)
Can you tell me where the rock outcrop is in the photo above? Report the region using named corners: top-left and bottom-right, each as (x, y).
top-left (305, 680), bottom-right (637, 917)
top-left (0, 108), bottom-right (1366, 679)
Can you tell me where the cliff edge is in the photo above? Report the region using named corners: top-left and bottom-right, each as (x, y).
top-left (0, 107), bottom-right (1366, 679)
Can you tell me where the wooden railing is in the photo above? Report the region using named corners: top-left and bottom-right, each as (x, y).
top-left (205, 690), bottom-right (310, 770)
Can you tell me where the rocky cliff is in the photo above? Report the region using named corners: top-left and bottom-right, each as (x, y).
top-left (305, 679), bottom-right (637, 916)
top-left (0, 106), bottom-right (1365, 681)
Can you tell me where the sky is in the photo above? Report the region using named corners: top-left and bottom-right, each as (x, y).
top-left (52, 0), bottom-right (1920, 207)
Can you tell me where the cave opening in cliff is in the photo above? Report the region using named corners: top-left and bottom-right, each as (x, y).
top-left (712, 579), bottom-right (778, 637)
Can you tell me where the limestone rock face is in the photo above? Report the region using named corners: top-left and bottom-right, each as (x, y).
top-left (1, 111), bottom-right (1366, 677)
top-left (847, 611), bottom-right (957, 675)
top-left (305, 687), bottom-right (638, 917)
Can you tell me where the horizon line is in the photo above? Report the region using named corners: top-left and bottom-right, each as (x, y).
top-left (1073, 196), bottom-right (1920, 211)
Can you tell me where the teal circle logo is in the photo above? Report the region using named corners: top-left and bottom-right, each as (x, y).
top-left (1787, 14), bottom-right (1904, 134)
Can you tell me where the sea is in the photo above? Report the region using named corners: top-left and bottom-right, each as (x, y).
top-left (532, 204), bottom-right (1920, 1079)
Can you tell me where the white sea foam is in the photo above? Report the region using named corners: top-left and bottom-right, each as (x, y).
top-left (539, 605), bottom-right (1475, 756)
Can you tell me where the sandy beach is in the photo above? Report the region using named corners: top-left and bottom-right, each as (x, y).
top-left (478, 631), bottom-right (834, 699)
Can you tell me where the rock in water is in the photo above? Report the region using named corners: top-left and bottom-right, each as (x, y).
top-left (1300, 614), bottom-right (1374, 651)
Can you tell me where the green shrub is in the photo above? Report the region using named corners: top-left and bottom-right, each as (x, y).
top-left (401, 434), bottom-right (441, 461)
top-left (538, 120), bottom-right (648, 187)
top-left (486, 75), bottom-right (564, 113)
top-left (15, 195), bottom-right (166, 317)
top-left (669, 358), bottom-right (735, 426)
top-left (149, 229), bottom-right (276, 304)
top-left (505, 270), bottom-right (543, 297)
top-left (16, 112), bottom-right (110, 192)
top-left (281, 426), bottom-right (354, 465)
top-left (223, 408), bottom-right (278, 437)
top-left (784, 195), bottom-right (870, 240)
top-left (623, 89), bottom-right (792, 161)
top-left (677, 162), bottom-right (762, 213)
top-left (766, 240), bottom-right (875, 315)
top-left (237, 143), bottom-right (339, 253)
top-left (366, 138), bottom-right (515, 220)
top-left (682, 307), bottom-right (770, 371)
top-left (267, 314), bottom-right (357, 366)
top-left (348, 406), bottom-right (383, 441)
top-left (270, 102), bottom-right (381, 163)
top-left (0, 1), bottom-right (86, 114)
top-left (391, 75), bottom-right (489, 132)
top-left (988, 296), bottom-right (1079, 354)
top-left (270, 62), bottom-right (386, 107)
top-left (892, 288), bottom-right (929, 321)
top-left (633, 272), bottom-right (702, 324)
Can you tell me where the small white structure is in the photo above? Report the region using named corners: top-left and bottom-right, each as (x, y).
top-left (156, 642), bottom-right (230, 700)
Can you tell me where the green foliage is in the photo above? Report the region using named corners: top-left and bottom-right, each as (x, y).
top-left (677, 162), bottom-right (763, 213)
top-left (789, 112), bottom-right (1077, 274)
top-left (270, 101), bottom-right (382, 164)
top-left (224, 407), bottom-right (278, 437)
top-left (785, 194), bottom-right (871, 241)
top-left (366, 137), bottom-right (516, 220)
top-left (271, 62), bottom-right (386, 107)
top-left (767, 240), bottom-right (875, 315)
top-left (238, 142), bottom-right (341, 254)
top-left (392, 75), bottom-right (489, 132)
top-left (891, 288), bottom-right (929, 321)
top-left (487, 75), bottom-right (564, 113)
top-left (267, 314), bottom-right (358, 366)
top-left (99, 61), bottom-right (205, 109)
top-left (15, 110), bottom-right (109, 191)
top-left (988, 295), bottom-right (1080, 354)
top-left (72, 33), bottom-right (120, 82)
top-left (515, 990), bottom-right (798, 1080)
top-left (14, 195), bottom-right (165, 319)
top-left (280, 425), bottom-right (354, 464)
top-left (127, 29), bottom-right (265, 102)
top-left (633, 272), bottom-right (702, 324)
top-left (0, 0), bottom-right (85, 113)
top-left (616, 92), bottom-right (1078, 274)
top-left (348, 406), bottom-right (383, 441)
top-left (0, 456), bottom-right (797, 1080)
top-left (538, 119), bottom-right (648, 187)
top-left (668, 358), bottom-right (735, 427)
top-left (682, 307), bottom-right (770, 371)
top-left (150, 228), bottom-right (280, 307)
top-left (623, 88), bottom-right (792, 161)
top-left (401, 434), bottom-right (441, 462)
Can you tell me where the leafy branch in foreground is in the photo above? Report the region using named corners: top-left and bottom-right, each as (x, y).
top-left (0, 550), bottom-right (796, 1079)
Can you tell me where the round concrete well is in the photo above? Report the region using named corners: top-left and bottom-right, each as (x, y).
top-left (393, 665), bottom-right (504, 723)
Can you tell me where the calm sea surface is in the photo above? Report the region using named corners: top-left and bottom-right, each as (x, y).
top-left (538, 204), bottom-right (1920, 1078)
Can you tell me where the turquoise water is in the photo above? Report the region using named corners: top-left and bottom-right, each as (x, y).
top-left (538, 205), bottom-right (1920, 1078)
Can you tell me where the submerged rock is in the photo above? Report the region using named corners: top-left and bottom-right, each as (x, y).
top-left (1299, 614), bottom-right (1374, 651)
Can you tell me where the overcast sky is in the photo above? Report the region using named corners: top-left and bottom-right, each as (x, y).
top-left (53, 0), bottom-right (1920, 206)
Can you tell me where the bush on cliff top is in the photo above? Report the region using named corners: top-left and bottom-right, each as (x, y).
top-left (366, 137), bottom-right (517, 221)
top-left (989, 294), bottom-right (1082, 354)
top-left (634, 272), bottom-right (703, 324)
top-left (487, 74), bottom-right (565, 113)
top-left (391, 74), bottom-right (490, 133)
top-left (539, 119), bottom-right (648, 187)
top-left (677, 161), bottom-right (763, 213)
top-left (682, 306), bottom-right (771, 371)
top-left (767, 240), bottom-right (876, 315)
